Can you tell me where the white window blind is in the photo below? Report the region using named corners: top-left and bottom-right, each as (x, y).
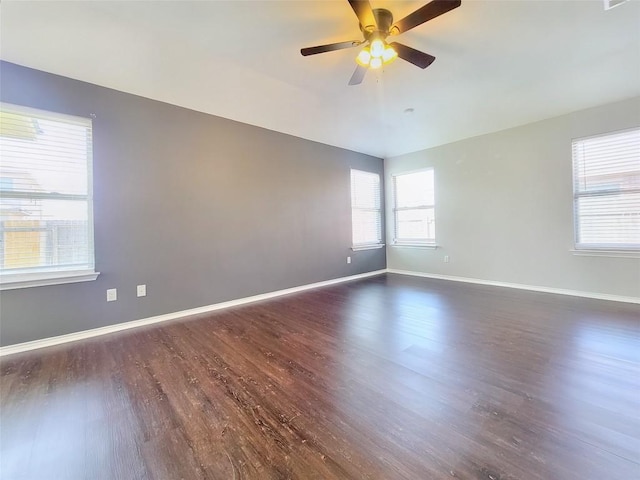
top-left (350, 169), bottom-right (382, 247)
top-left (572, 128), bottom-right (640, 250)
top-left (0, 103), bottom-right (96, 282)
top-left (393, 169), bottom-right (435, 245)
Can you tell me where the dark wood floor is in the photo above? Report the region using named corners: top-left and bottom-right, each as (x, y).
top-left (1, 274), bottom-right (639, 479)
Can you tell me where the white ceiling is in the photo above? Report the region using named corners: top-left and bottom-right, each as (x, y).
top-left (1, 0), bottom-right (639, 158)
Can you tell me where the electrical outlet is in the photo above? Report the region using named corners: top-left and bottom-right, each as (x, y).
top-left (444, 255), bottom-right (450, 263)
top-left (137, 284), bottom-right (147, 297)
top-left (347, 256), bottom-right (351, 264)
top-left (106, 288), bottom-right (117, 302)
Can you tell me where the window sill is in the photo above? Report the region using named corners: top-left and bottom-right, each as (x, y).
top-left (392, 243), bottom-right (438, 249)
top-left (351, 244), bottom-right (385, 251)
top-left (0, 270), bottom-right (100, 291)
top-left (570, 249), bottom-right (640, 259)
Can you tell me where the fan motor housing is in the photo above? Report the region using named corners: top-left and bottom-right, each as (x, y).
top-left (360, 8), bottom-right (394, 38)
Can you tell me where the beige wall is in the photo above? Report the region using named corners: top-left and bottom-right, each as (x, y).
top-left (385, 97), bottom-right (640, 299)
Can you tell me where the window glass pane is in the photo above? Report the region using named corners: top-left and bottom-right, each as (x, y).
top-left (0, 198), bottom-right (90, 271)
top-left (352, 210), bottom-right (381, 245)
top-left (395, 170), bottom-right (434, 207)
top-left (0, 114), bottom-right (90, 195)
top-left (351, 170), bottom-right (380, 209)
top-left (576, 193), bottom-right (640, 246)
top-left (574, 129), bottom-right (640, 193)
top-left (396, 208), bottom-right (435, 242)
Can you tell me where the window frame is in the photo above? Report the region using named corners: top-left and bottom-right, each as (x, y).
top-left (392, 168), bottom-right (436, 247)
top-left (0, 102), bottom-right (99, 290)
top-left (350, 169), bottom-right (384, 250)
top-left (571, 127), bottom-right (640, 253)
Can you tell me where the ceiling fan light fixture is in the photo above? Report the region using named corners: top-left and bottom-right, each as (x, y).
top-left (356, 48), bottom-right (372, 67)
top-left (355, 42), bottom-right (397, 69)
top-left (370, 38), bottom-right (385, 58)
top-left (382, 45), bottom-right (398, 63)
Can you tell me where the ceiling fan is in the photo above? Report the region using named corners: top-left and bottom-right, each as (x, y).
top-left (301, 0), bottom-right (461, 85)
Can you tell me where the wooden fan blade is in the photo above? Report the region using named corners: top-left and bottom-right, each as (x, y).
top-left (348, 65), bottom-right (367, 86)
top-left (348, 0), bottom-right (377, 30)
top-left (390, 0), bottom-right (461, 35)
top-left (389, 42), bottom-right (436, 69)
top-left (301, 41), bottom-right (362, 56)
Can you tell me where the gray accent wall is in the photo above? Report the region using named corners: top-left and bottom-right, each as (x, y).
top-left (385, 97), bottom-right (640, 299)
top-left (0, 61), bottom-right (385, 346)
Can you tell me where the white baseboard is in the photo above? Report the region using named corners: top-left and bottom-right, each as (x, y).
top-left (3, 268), bottom-right (636, 357)
top-left (0, 270), bottom-right (386, 357)
top-left (386, 269), bottom-right (640, 304)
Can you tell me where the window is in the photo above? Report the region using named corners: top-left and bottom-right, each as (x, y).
top-left (393, 169), bottom-right (435, 245)
top-left (572, 128), bottom-right (640, 251)
top-left (0, 103), bottom-right (98, 289)
top-left (350, 169), bottom-right (382, 248)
